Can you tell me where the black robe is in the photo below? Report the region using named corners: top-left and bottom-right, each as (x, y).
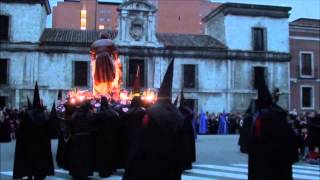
top-left (56, 119), bottom-right (72, 170)
top-left (122, 106), bottom-right (146, 180)
top-left (93, 106), bottom-right (119, 177)
top-left (306, 114), bottom-right (320, 150)
top-left (0, 118), bottom-right (11, 142)
top-left (13, 109), bottom-right (54, 179)
top-left (179, 105), bottom-right (196, 170)
top-left (125, 102), bottom-right (184, 180)
top-left (248, 104), bottom-right (299, 180)
top-left (68, 109), bottom-right (94, 178)
top-left (238, 113), bottom-right (253, 154)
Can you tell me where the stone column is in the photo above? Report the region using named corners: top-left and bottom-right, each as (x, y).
top-left (15, 89), bottom-right (20, 108)
top-left (120, 11), bottom-right (128, 41)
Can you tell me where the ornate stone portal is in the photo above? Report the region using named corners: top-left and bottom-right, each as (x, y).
top-left (115, 0), bottom-right (161, 47)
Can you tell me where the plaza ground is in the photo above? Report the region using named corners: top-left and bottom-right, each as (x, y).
top-left (1, 135), bottom-right (319, 180)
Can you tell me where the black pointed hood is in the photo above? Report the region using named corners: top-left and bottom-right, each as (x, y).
top-left (57, 90), bottom-right (62, 100)
top-left (50, 101), bottom-right (57, 119)
top-left (254, 68), bottom-right (273, 108)
top-left (27, 96), bottom-right (32, 109)
top-left (173, 95), bottom-right (179, 106)
top-left (132, 65), bottom-right (141, 95)
top-left (157, 58), bottom-right (174, 103)
top-left (101, 96), bottom-right (109, 108)
top-left (33, 81), bottom-right (42, 109)
top-left (179, 89), bottom-right (186, 107)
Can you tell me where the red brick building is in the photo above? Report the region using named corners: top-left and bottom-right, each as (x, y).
top-left (53, 0), bottom-right (220, 33)
top-left (289, 18), bottom-right (320, 112)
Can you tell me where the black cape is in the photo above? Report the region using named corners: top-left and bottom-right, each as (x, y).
top-left (122, 105), bottom-right (146, 180)
top-left (68, 109), bottom-right (94, 178)
top-left (179, 105), bottom-right (196, 170)
top-left (93, 106), bottom-right (119, 177)
top-left (13, 109), bottom-right (54, 179)
top-left (126, 102), bottom-right (184, 180)
top-left (248, 104), bottom-right (299, 180)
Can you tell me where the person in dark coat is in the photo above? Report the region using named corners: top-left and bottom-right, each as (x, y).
top-left (179, 89), bottom-right (196, 170)
top-left (125, 59), bottom-right (185, 180)
top-left (68, 101), bottom-right (94, 179)
top-left (247, 68), bottom-right (298, 180)
top-left (56, 102), bottom-right (73, 170)
top-left (0, 107), bottom-right (11, 143)
top-left (48, 101), bottom-right (60, 139)
top-left (13, 82), bottom-right (54, 180)
top-left (306, 112), bottom-right (320, 152)
top-left (122, 65), bottom-right (147, 180)
top-left (238, 99), bottom-right (256, 154)
top-left (93, 96), bottom-right (119, 177)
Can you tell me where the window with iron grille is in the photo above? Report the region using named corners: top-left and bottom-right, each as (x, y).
top-left (300, 52), bottom-right (313, 77)
top-left (183, 65), bottom-right (196, 88)
top-left (128, 58), bottom-right (145, 88)
top-left (0, 59), bottom-right (8, 85)
top-left (73, 61), bottom-right (88, 87)
top-left (252, 28), bottom-right (266, 51)
top-left (0, 15), bottom-right (9, 41)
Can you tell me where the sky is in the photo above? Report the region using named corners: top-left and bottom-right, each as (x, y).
top-left (46, 0), bottom-right (320, 27)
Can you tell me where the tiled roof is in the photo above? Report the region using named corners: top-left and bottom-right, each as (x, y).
top-left (40, 29), bottom-right (116, 46)
top-left (290, 18), bottom-right (320, 28)
top-left (40, 28), bottom-right (226, 49)
top-left (156, 33), bottom-right (226, 49)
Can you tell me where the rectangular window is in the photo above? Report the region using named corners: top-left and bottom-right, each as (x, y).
top-left (183, 65), bottom-right (196, 88)
top-left (0, 15), bottom-right (9, 41)
top-left (74, 61), bottom-right (88, 87)
top-left (301, 86), bottom-right (313, 109)
top-left (253, 66), bottom-right (267, 89)
top-left (0, 59), bottom-right (8, 85)
top-left (253, 28), bottom-right (265, 51)
top-left (300, 52), bottom-right (313, 77)
top-left (0, 96), bottom-right (6, 109)
top-left (128, 58), bottom-right (145, 88)
top-left (80, 9), bottom-right (87, 30)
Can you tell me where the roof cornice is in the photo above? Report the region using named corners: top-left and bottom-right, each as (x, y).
top-left (0, 0), bottom-right (51, 14)
top-left (203, 2), bottom-right (291, 22)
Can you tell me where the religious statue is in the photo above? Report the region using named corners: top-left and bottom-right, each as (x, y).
top-left (90, 36), bottom-right (122, 98)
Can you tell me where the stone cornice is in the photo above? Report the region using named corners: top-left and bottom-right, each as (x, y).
top-left (203, 2), bottom-right (291, 22)
top-left (0, 42), bottom-right (290, 62)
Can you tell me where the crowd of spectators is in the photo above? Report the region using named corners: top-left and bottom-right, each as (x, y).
top-left (288, 109), bottom-right (320, 164)
top-left (194, 112), bottom-right (244, 135)
top-left (0, 106), bottom-right (47, 142)
top-left (1, 106), bottom-right (319, 165)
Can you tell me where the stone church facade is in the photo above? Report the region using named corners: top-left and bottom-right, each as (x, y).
top-left (0, 0), bottom-right (291, 113)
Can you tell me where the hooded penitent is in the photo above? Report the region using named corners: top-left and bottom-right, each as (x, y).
top-left (129, 58), bottom-right (185, 180)
top-left (57, 90), bottom-right (62, 100)
top-left (198, 110), bottom-right (208, 134)
top-left (178, 89), bottom-right (196, 169)
top-left (173, 95), bottom-right (179, 107)
top-left (133, 65), bottom-right (141, 95)
top-left (100, 96), bottom-right (109, 108)
top-left (27, 96), bottom-right (32, 109)
top-left (13, 81), bottom-right (54, 179)
top-left (254, 67), bottom-right (273, 109)
top-left (157, 58), bottom-right (174, 103)
top-left (49, 101), bottom-right (59, 139)
top-left (33, 81), bottom-right (42, 109)
top-left (248, 68), bottom-right (298, 180)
